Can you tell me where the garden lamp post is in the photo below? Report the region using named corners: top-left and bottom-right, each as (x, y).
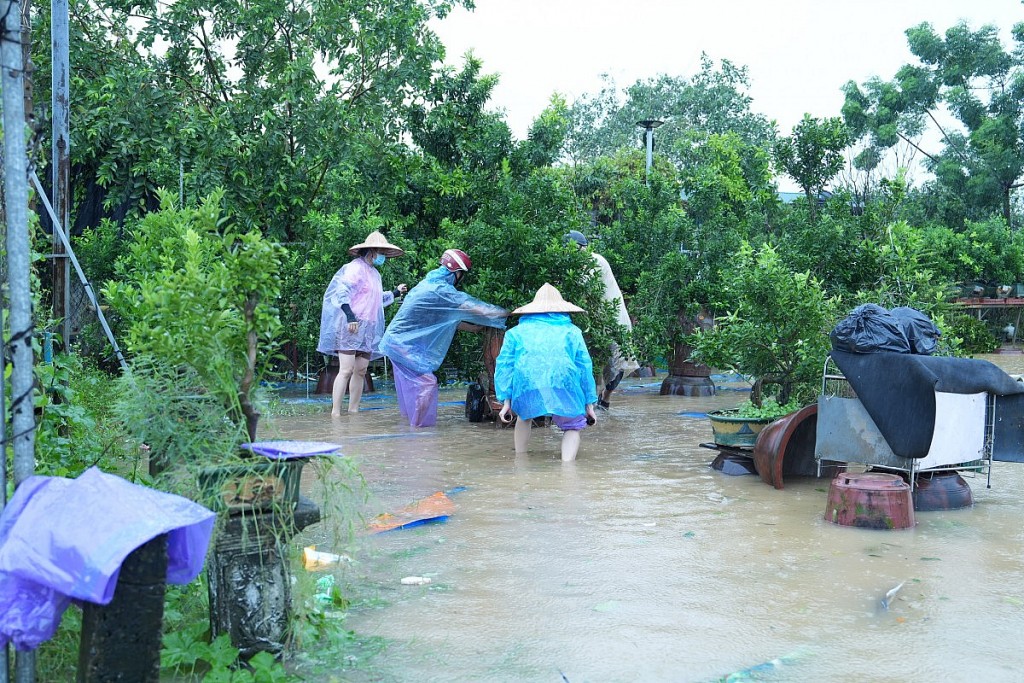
top-left (636, 119), bottom-right (664, 184)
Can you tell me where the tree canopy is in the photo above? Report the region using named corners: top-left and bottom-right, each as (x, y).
top-left (842, 20), bottom-right (1024, 227)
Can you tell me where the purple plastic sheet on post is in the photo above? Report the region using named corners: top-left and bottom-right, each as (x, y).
top-left (392, 361), bottom-right (439, 427)
top-left (0, 467), bottom-right (216, 651)
top-left (240, 440), bottom-right (344, 460)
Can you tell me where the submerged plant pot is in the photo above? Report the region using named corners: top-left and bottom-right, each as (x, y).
top-left (662, 340), bottom-right (716, 396)
top-left (707, 410), bottom-right (774, 449)
top-left (314, 355), bottom-right (374, 395)
top-left (825, 472), bottom-right (915, 530)
top-left (710, 451), bottom-right (758, 476)
top-left (912, 471), bottom-right (974, 512)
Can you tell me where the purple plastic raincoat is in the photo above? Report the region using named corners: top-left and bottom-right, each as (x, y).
top-left (317, 257), bottom-right (396, 357)
top-left (379, 267), bottom-right (507, 426)
top-left (0, 467), bottom-right (215, 650)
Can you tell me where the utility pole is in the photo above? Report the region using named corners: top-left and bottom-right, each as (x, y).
top-left (51, 0), bottom-right (70, 351)
top-left (635, 119), bottom-right (664, 186)
top-left (2, 0), bottom-right (39, 681)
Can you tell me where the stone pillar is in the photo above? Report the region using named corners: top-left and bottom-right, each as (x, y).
top-left (77, 534), bottom-right (168, 683)
top-left (206, 497), bottom-right (320, 659)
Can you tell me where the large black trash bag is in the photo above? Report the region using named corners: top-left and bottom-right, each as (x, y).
top-left (830, 304), bottom-right (911, 354)
top-left (890, 306), bottom-right (941, 355)
top-left (465, 382), bottom-right (487, 422)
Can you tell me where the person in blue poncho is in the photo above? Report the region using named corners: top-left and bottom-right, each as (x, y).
top-left (379, 249), bottom-right (508, 427)
top-left (496, 283), bottom-right (599, 461)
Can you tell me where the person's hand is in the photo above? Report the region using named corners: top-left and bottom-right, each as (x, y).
top-left (498, 400), bottom-right (513, 423)
top-left (586, 403), bottom-right (598, 426)
top-left (396, 283), bottom-right (408, 295)
top-left (347, 320), bottom-right (359, 334)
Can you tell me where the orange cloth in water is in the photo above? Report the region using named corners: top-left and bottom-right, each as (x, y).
top-left (366, 491), bottom-right (456, 533)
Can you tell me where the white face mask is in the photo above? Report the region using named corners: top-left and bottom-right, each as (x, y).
top-left (373, 254), bottom-right (386, 266)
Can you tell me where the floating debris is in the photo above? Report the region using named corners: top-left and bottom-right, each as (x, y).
top-left (401, 576), bottom-right (432, 586)
top-left (303, 546), bottom-right (352, 570)
top-left (880, 581), bottom-right (905, 611)
top-left (368, 491), bottom-right (456, 534)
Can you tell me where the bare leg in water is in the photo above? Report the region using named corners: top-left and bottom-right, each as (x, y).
top-left (347, 355), bottom-right (370, 413)
top-left (332, 353), bottom-right (370, 416)
top-left (561, 430), bottom-right (581, 462)
top-left (513, 415), bottom-right (532, 453)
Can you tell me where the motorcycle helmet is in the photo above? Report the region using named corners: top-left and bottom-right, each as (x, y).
top-left (441, 248), bottom-right (472, 273)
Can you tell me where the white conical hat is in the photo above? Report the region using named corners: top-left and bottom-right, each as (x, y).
top-left (348, 230), bottom-right (404, 257)
top-left (512, 283), bottom-right (584, 315)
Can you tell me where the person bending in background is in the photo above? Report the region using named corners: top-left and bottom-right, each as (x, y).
top-left (317, 231), bottom-right (407, 417)
top-left (496, 283), bottom-right (598, 462)
top-left (379, 248), bottom-right (508, 427)
top-left (565, 230), bottom-right (639, 409)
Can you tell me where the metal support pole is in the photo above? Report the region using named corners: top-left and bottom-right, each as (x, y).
top-left (0, 307), bottom-right (7, 683)
top-left (31, 172), bottom-right (129, 373)
top-left (51, 0), bottom-right (70, 351)
top-left (645, 128), bottom-right (654, 183)
top-left (3, 2), bottom-right (39, 681)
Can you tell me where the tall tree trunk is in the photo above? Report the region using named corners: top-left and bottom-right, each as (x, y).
top-left (1004, 185), bottom-right (1013, 229)
top-left (804, 187), bottom-right (817, 222)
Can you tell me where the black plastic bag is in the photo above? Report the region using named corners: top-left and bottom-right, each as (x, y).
top-left (830, 304), bottom-right (911, 354)
top-left (890, 306), bottom-right (941, 355)
top-left (465, 383), bottom-right (487, 422)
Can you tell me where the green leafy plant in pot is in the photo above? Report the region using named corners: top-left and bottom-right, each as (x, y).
top-left (104, 190), bottom-right (286, 495)
top-left (689, 241), bottom-right (839, 434)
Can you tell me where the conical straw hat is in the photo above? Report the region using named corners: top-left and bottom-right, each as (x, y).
top-left (348, 230), bottom-right (404, 257)
top-left (512, 283), bottom-right (584, 315)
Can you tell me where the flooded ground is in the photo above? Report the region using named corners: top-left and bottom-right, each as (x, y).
top-left (260, 355), bottom-right (1024, 682)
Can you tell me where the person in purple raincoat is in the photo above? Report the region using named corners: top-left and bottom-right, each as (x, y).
top-left (317, 231), bottom-right (407, 416)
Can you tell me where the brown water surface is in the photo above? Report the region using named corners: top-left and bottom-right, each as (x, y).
top-left (262, 356), bottom-right (1024, 682)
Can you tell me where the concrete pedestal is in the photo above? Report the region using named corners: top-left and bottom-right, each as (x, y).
top-left (207, 496), bottom-right (320, 659)
top-left (78, 534), bottom-right (168, 683)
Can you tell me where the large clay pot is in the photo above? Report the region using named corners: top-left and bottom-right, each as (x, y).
top-left (825, 472), bottom-right (915, 530)
top-left (315, 355), bottom-right (374, 395)
top-left (661, 335), bottom-right (715, 397)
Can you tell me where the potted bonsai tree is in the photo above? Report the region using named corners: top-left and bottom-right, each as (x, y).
top-left (104, 189), bottom-right (288, 496)
top-left (633, 248), bottom-right (718, 396)
top-left (688, 241), bottom-right (839, 447)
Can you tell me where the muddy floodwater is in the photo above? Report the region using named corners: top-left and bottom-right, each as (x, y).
top-left (260, 355), bottom-right (1024, 682)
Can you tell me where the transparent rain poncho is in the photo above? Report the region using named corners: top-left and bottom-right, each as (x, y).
top-left (380, 266), bottom-right (506, 427)
top-left (379, 266), bottom-right (507, 375)
top-left (0, 467), bottom-right (215, 650)
top-left (317, 257), bottom-right (396, 357)
top-left (494, 313), bottom-right (598, 420)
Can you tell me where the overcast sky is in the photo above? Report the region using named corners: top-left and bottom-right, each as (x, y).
top-left (432, 0), bottom-right (1020, 161)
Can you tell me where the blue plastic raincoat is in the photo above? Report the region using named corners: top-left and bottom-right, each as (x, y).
top-left (494, 313), bottom-right (598, 420)
top-left (317, 258), bottom-right (396, 357)
top-left (379, 266), bottom-right (507, 374)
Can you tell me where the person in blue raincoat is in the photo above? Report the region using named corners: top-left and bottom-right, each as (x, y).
top-left (317, 231), bottom-right (407, 416)
top-left (496, 283), bottom-right (599, 461)
top-left (379, 248), bottom-right (508, 427)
